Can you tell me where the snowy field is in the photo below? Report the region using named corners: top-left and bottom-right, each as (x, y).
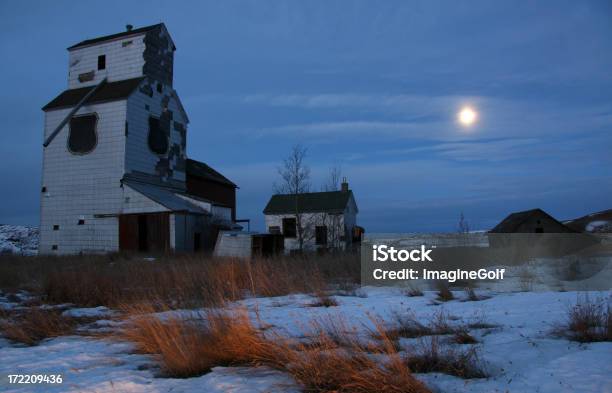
top-left (0, 225), bottom-right (38, 255)
top-left (1, 288), bottom-right (610, 393)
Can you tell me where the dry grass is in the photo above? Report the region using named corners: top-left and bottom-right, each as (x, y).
top-left (0, 307), bottom-right (87, 345)
top-left (405, 337), bottom-right (487, 379)
top-left (310, 292), bottom-right (339, 308)
top-left (121, 305), bottom-right (283, 377)
top-left (121, 304), bottom-right (430, 392)
top-left (452, 330), bottom-right (479, 344)
top-left (287, 342), bottom-right (430, 393)
top-left (553, 296), bottom-right (611, 343)
top-left (403, 285), bottom-right (424, 297)
top-left (435, 282), bottom-right (455, 302)
top-left (0, 253), bottom-right (360, 309)
top-left (465, 287), bottom-right (478, 301)
top-left (376, 310), bottom-right (459, 342)
top-left (517, 264), bottom-right (536, 292)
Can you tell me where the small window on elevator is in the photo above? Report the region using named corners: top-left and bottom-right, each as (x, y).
top-left (98, 55), bottom-right (106, 70)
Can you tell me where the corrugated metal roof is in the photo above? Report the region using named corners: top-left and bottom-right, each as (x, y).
top-left (263, 191), bottom-right (354, 215)
top-left (42, 77), bottom-right (144, 111)
top-left (124, 180), bottom-right (208, 215)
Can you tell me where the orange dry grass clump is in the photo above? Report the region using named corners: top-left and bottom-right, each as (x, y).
top-left (121, 305), bottom-right (431, 392)
top-left (121, 305), bottom-right (281, 377)
top-left (287, 322), bottom-right (429, 393)
top-left (0, 308), bottom-right (77, 346)
top-left (558, 297), bottom-right (611, 343)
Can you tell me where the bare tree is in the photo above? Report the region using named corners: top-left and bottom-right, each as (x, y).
top-left (322, 164), bottom-right (342, 192)
top-left (275, 144), bottom-right (310, 195)
top-left (275, 144), bottom-right (311, 251)
top-left (458, 212), bottom-right (470, 233)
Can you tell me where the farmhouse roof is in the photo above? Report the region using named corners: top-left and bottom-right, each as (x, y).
top-left (489, 208), bottom-right (575, 233)
top-left (186, 159), bottom-right (237, 188)
top-left (42, 77), bottom-right (145, 111)
top-left (67, 23), bottom-right (164, 50)
top-left (263, 190), bottom-right (355, 215)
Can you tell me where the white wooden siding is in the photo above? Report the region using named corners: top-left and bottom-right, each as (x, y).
top-left (40, 100), bottom-right (127, 254)
top-left (125, 88), bottom-right (188, 182)
top-left (68, 34), bottom-right (147, 88)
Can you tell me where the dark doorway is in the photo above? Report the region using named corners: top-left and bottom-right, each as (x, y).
top-left (194, 232), bottom-right (201, 252)
top-left (315, 225), bottom-right (328, 245)
top-left (119, 213), bottom-right (170, 253)
top-left (138, 215), bottom-right (148, 251)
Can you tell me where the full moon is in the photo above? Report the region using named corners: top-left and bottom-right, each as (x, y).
top-left (458, 107), bottom-right (477, 126)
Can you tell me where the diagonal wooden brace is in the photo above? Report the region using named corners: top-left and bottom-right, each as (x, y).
top-left (43, 78), bottom-right (107, 147)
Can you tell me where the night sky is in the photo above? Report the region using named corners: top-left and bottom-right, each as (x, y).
top-left (1, 1), bottom-right (611, 232)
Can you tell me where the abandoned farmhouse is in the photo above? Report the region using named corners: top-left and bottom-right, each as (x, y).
top-left (263, 181), bottom-right (363, 252)
top-left (39, 24), bottom-right (239, 254)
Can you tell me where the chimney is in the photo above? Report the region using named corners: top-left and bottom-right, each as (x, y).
top-left (126, 24), bottom-right (133, 32)
top-left (341, 177), bottom-right (349, 192)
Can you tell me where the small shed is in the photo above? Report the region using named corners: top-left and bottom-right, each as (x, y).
top-left (213, 231), bottom-right (284, 258)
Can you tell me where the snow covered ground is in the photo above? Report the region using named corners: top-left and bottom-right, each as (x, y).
top-left (0, 225), bottom-right (38, 255)
top-left (1, 289), bottom-right (610, 393)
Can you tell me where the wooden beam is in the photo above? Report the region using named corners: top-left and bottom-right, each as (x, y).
top-left (43, 78), bottom-right (107, 147)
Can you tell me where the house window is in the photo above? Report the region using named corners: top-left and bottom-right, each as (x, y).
top-left (268, 226), bottom-right (280, 234)
top-left (148, 116), bottom-right (168, 154)
top-left (51, 245), bottom-right (58, 250)
top-left (53, 225), bottom-right (60, 231)
top-left (97, 55), bottom-right (106, 70)
top-left (78, 219), bottom-right (85, 225)
top-left (68, 114), bottom-right (97, 154)
top-left (156, 83), bottom-right (163, 93)
top-left (282, 218), bottom-right (296, 238)
top-left (315, 226), bottom-right (328, 245)
top-left (41, 186), bottom-right (47, 193)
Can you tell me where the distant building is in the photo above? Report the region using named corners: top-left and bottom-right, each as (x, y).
top-left (564, 209), bottom-right (612, 233)
top-left (489, 208), bottom-right (601, 255)
top-left (263, 181), bottom-right (362, 252)
top-left (39, 24), bottom-right (237, 254)
top-left (489, 208), bottom-right (576, 234)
